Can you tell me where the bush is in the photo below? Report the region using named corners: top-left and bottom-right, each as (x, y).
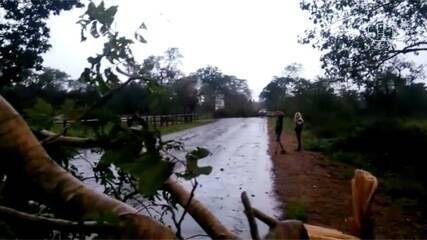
top-left (334, 120), bottom-right (427, 176)
top-left (328, 120), bottom-right (427, 213)
top-left (285, 200), bottom-right (308, 221)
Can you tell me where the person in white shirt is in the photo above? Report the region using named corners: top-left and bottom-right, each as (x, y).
top-left (294, 112), bottom-right (304, 151)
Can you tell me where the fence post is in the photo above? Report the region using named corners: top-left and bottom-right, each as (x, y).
top-left (62, 119), bottom-right (68, 135)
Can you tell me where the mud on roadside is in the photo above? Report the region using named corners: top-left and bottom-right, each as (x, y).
top-left (267, 125), bottom-right (426, 238)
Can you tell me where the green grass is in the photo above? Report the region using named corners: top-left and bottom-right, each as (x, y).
top-left (285, 200), bottom-right (308, 221)
top-left (159, 119), bottom-right (216, 135)
top-left (51, 118), bottom-right (216, 137)
top-left (401, 117), bottom-right (427, 131)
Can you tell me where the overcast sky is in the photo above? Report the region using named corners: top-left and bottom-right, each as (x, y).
top-left (43, 0), bottom-right (324, 98)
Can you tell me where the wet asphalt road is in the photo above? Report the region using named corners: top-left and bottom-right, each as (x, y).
top-left (163, 118), bottom-right (280, 238)
top-left (74, 117), bottom-right (280, 238)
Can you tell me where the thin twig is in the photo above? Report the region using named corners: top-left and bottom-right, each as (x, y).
top-left (241, 191), bottom-right (260, 240)
top-left (0, 205), bottom-right (118, 233)
top-left (176, 179), bottom-right (198, 236)
top-left (185, 233), bottom-right (209, 240)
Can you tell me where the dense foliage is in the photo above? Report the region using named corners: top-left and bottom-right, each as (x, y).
top-left (260, 61), bottom-right (427, 226)
top-left (300, 0), bottom-right (427, 85)
top-left (0, 0), bottom-right (83, 88)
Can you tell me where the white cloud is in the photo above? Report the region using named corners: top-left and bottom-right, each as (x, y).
top-left (43, 0), bottom-right (323, 98)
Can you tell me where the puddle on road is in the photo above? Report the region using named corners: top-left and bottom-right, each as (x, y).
top-left (73, 118), bottom-right (280, 239)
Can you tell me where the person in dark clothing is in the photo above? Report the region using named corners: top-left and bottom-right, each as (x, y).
top-left (274, 111), bottom-right (286, 154)
top-left (294, 112), bottom-right (304, 151)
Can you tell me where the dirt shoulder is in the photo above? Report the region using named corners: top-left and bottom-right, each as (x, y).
top-left (268, 126), bottom-right (425, 238)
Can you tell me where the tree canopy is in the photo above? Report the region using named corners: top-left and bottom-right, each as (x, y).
top-left (0, 0), bottom-right (83, 88)
top-left (300, 0), bottom-right (427, 86)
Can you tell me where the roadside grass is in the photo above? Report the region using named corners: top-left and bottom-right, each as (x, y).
top-left (303, 117), bottom-right (427, 235)
top-left (267, 114), bottom-right (427, 236)
top-left (285, 200), bottom-right (308, 221)
top-left (400, 117), bottom-right (427, 132)
top-left (159, 119), bottom-right (216, 135)
top-left (51, 118), bottom-right (216, 137)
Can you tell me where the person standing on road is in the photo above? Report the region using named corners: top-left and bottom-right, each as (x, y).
top-left (274, 111), bottom-right (287, 154)
top-left (294, 112), bottom-right (304, 151)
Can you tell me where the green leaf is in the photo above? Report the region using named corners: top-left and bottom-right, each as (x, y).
top-left (104, 6), bottom-right (118, 27)
top-left (82, 210), bottom-right (119, 224)
top-left (24, 98), bottom-right (55, 130)
top-left (100, 149), bottom-right (137, 165)
top-left (90, 21), bottom-right (99, 38)
top-left (80, 27), bottom-right (87, 42)
top-left (139, 22), bottom-right (147, 30)
top-left (104, 68), bottom-right (120, 87)
top-left (59, 99), bottom-right (79, 120)
top-left (135, 33), bottom-right (147, 43)
top-left (136, 159), bottom-right (174, 196)
top-left (178, 147), bottom-right (212, 180)
top-left (121, 154), bottom-right (174, 196)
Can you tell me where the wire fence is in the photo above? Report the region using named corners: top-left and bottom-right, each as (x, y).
top-left (54, 113), bottom-right (199, 130)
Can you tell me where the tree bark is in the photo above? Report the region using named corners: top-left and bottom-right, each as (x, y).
top-left (0, 204), bottom-right (118, 234)
top-left (0, 95), bottom-right (174, 238)
top-left (241, 191), bottom-right (260, 240)
top-left (164, 179), bottom-right (237, 239)
top-left (38, 129), bottom-right (106, 148)
top-left (38, 130), bottom-right (238, 239)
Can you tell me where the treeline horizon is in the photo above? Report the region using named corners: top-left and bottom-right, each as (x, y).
top-left (2, 47), bottom-right (260, 118)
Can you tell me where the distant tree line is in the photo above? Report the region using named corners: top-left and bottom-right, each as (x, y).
top-left (1, 48), bottom-right (257, 118)
top-left (260, 62), bottom-right (427, 135)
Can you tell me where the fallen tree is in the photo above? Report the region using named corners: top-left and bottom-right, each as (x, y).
top-left (0, 95), bottom-right (239, 239)
top-left (40, 129), bottom-right (237, 238)
top-left (0, 205), bottom-right (118, 234)
top-left (0, 95), bottom-right (174, 238)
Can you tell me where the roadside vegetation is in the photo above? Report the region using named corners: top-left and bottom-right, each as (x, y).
top-left (261, 66), bottom-right (427, 233)
top-left (259, 1), bottom-right (427, 235)
top-left (285, 200), bottom-right (308, 222)
top-left (1, 0), bottom-right (426, 238)
top-left (159, 118), bottom-right (216, 135)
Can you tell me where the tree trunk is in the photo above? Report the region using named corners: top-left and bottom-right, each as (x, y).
top-left (165, 179), bottom-right (237, 239)
top-left (0, 95), bottom-right (174, 238)
top-left (38, 130), bottom-right (238, 239)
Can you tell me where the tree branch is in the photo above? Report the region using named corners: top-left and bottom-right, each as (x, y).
top-left (37, 132), bottom-right (237, 239)
top-left (241, 191), bottom-right (260, 240)
top-left (0, 205), bottom-right (118, 234)
top-left (38, 129), bottom-right (106, 148)
top-left (175, 179), bottom-right (198, 239)
top-left (0, 95), bottom-right (175, 238)
top-left (164, 178), bottom-right (237, 239)
top-left (251, 207), bottom-right (278, 229)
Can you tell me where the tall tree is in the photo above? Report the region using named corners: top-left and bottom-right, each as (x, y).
top-left (300, 0), bottom-right (427, 86)
top-left (0, 0), bottom-right (83, 89)
top-left (172, 76), bottom-right (199, 113)
top-left (259, 76), bottom-right (293, 110)
top-left (196, 66), bottom-right (225, 112)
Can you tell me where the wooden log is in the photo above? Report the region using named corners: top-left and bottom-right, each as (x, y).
top-left (241, 192), bottom-right (260, 240)
top-left (164, 179), bottom-right (237, 239)
top-left (349, 169), bottom-right (378, 238)
top-left (304, 224), bottom-right (358, 240)
top-left (0, 95), bottom-right (174, 239)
